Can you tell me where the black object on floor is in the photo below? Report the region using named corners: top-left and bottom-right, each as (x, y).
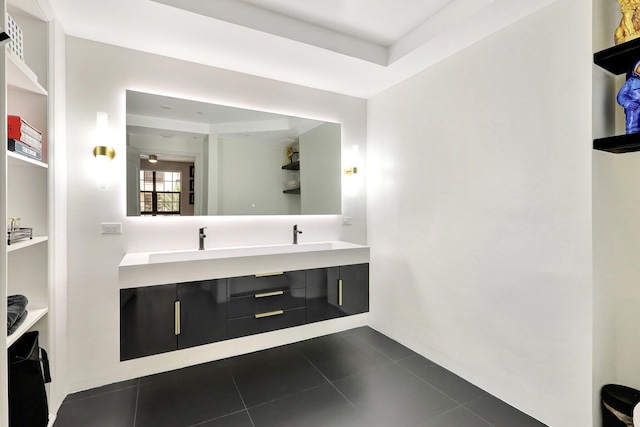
top-left (9, 331), bottom-right (51, 427)
top-left (602, 384), bottom-right (640, 427)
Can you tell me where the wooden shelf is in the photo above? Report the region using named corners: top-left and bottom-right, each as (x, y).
top-left (594, 133), bottom-right (640, 153)
top-left (282, 161), bottom-right (300, 171)
top-left (283, 188), bottom-right (300, 194)
top-left (594, 38), bottom-right (640, 75)
top-left (6, 307), bottom-right (48, 348)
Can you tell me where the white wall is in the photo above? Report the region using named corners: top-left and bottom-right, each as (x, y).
top-left (218, 136), bottom-right (293, 215)
top-left (65, 36), bottom-right (367, 393)
top-left (300, 122), bottom-right (342, 214)
top-left (592, 0), bottom-right (620, 425)
top-left (367, 0), bottom-right (592, 425)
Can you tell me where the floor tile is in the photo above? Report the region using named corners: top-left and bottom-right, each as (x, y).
top-left (420, 407), bottom-right (494, 427)
top-left (399, 355), bottom-right (486, 404)
top-left (334, 363), bottom-right (458, 426)
top-left (53, 386), bottom-right (137, 427)
top-left (63, 378), bottom-right (139, 403)
top-left (294, 333), bottom-right (392, 381)
top-left (249, 383), bottom-right (361, 427)
top-left (195, 410), bottom-right (254, 427)
top-left (464, 394), bottom-right (548, 427)
top-left (135, 361), bottom-right (245, 427)
top-left (54, 327), bottom-right (549, 427)
top-left (346, 327), bottom-right (417, 361)
top-left (227, 345), bottom-right (328, 407)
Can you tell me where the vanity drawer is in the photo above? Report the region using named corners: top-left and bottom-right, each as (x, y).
top-left (227, 288), bottom-right (305, 319)
top-left (227, 307), bottom-right (306, 338)
top-left (227, 270), bottom-right (305, 298)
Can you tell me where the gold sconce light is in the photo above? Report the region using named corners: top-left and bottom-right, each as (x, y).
top-left (148, 154), bottom-right (158, 163)
top-left (93, 145), bottom-right (115, 160)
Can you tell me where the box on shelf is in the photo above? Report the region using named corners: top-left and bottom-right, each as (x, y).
top-left (5, 14), bottom-right (23, 61)
top-left (8, 116), bottom-right (42, 150)
top-left (8, 139), bottom-right (42, 161)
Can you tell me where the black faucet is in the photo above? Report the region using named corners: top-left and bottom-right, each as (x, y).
top-left (199, 227), bottom-right (207, 250)
top-left (293, 224), bottom-right (302, 245)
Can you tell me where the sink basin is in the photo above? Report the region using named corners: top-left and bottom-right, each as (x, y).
top-left (119, 240), bottom-right (370, 288)
top-left (148, 242), bottom-right (336, 264)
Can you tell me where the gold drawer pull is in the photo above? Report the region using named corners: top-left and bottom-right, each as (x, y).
top-left (255, 290), bottom-right (284, 298)
top-left (255, 271), bottom-right (284, 277)
top-left (255, 310), bottom-right (284, 319)
top-left (175, 301), bottom-right (181, 335)
top-left (339, 279), bottom-right (343, 307)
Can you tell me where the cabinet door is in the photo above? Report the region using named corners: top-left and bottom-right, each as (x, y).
top-left (177, 279), bottom-right (227, 349)
top-left (120, 284), bottom-right (177, 361)
top-left (305, 268), bottom-right (340, 323)
top-left (339, 264), bottom-right (369, 317)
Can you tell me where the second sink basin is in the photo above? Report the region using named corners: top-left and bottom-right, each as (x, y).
top-left (148, 241), bottom-right (339, 264)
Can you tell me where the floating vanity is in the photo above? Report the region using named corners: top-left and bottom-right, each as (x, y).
top-left (118, 241), bottom-right (370, 361)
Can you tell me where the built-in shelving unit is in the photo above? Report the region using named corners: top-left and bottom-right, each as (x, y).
top-left (282, 160), bottom-right (300, 194)
top-left (1, 0), bottom-right (53, 425)
top-left (594, 40), bottom-right (640, 153)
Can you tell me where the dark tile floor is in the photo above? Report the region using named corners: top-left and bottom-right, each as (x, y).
top-left (54, 327), bottom-right (547, 427)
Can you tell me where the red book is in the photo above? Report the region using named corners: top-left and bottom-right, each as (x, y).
top-left (7, 115), bottom-right (42, 149)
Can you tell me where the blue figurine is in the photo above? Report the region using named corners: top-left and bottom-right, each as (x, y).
top-left (617, 60), bottom-right (640, 134)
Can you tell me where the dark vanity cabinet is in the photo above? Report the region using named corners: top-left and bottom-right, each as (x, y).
top-left (306, 264), bottom-right (369, 323)
top-left (177, 279), bottom-right (227, 349)
top-left (120, 279), bottom-right (227, 360)
top-left (227, 271), bottom-right (306, 338)
top-left (120, 264), bottom-right (368, 360)
top-left (336, 263), bottom-right (370, 316)
top-left (120, 284), bottom-right (177, 361)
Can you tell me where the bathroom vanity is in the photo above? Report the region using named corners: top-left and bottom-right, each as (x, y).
top-left (118, 241), bottom-right (369, 360)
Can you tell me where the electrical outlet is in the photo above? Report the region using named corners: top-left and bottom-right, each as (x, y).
top-left (341, 217), bottom-right (352, 226)
top-left (101, 222), bottom-right (122, 234)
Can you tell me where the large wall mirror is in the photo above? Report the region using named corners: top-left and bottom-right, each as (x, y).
top-left (126, 90), bottom-right (342, 216)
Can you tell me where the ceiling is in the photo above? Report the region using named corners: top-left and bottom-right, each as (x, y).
top-left (47, 0), bottom-right (554, 98)
top-left (126, 89), bottom-right (326, 146)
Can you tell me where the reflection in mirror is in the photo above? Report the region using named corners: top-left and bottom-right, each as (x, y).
top-left (126, 90), bottom-right (342, 216)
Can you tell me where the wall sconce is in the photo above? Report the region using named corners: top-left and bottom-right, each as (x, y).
top-left (344, 145), bottom-right (361, 197)
top-left (93, 145), bottom-right (115, 160)
top-left (148, 154), bottom-right (158, 163)
top-left (93, 112), bottom-right (114, 190)
top-left (345, 166), bottom-right (358, 175)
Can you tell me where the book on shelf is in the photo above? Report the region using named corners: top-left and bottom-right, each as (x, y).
top-left (8, 139), bottom-right (42, 161)
top-left (7, 115), bottom-right (43, 150)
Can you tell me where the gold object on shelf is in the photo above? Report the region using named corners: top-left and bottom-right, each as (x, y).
top-left (615, 0), bottom-right (640, 45)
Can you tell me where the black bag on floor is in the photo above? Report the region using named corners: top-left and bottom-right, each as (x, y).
top-left (8, 331), bottom-right (51, 427)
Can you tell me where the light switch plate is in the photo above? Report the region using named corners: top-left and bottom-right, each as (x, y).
top-left (341, 217), bottom-right (352, 226)
top-left (101, 222), bottom-right (122, 234)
